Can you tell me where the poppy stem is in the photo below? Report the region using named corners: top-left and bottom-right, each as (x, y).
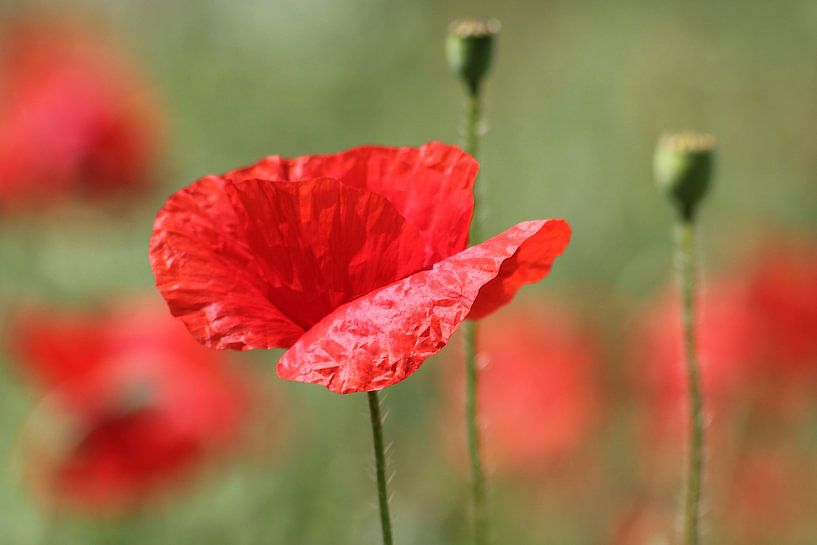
top-left (463, 86), bottom-right (490, 545)
top-left (367, 391), bottom-right (394, 545)
top-left (464, 90), bottom-right (485, 245)
top-left (675, 218), bottom-right (705, 545)
top-left (464, 318), bottom-right (488, 545)
top-left (465, 91), bottom-right (482, 178)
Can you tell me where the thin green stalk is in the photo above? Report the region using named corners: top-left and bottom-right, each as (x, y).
top-left (464, 91), bottom-right (482, 173)
top-left (675, 219), bottom-right (705, 545)
top-left (464, 319), bottom-right (487, 545)
top-left (463, 87), bottom-right (489, 545)
top-left (367, 391), bottom-right (394, 545)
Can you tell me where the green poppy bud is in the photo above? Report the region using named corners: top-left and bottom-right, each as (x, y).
top-left (654, 132), bottom-right (716, 220)
top-left (446, 18), bottom-right (500, 95)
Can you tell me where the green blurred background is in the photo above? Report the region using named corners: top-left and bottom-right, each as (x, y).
top-left (1, 0), bottom-right (816, 543)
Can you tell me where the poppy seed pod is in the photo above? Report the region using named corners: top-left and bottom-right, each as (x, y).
top-left (654, 132), bottom-right (716, 220)
top-left (446, 18), bottom-right (499, 95)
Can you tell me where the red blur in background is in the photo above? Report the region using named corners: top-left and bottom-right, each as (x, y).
top-left (0, 18), bottom-right (161, 209)
top-left (444, 301), bottom-right (601, 474)
top-left (632, 237), bottom-right (817, 543)
top-left (637, 237), bottom-right (817, 445)
top-left (7, 299), bottom-right (248, 512)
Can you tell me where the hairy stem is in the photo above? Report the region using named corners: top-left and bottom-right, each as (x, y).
top-left (465, 91), bottom-right (482, 172)
top-left (367, 391), bottom-right (394, 545)
top-left (465, 319), bottom-right (488, 545)
top-left (463, 87), bottom-right (490, 545)
top-left (675, 219), bottom-right (705, 545)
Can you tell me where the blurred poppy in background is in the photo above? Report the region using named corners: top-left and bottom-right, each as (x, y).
top-left (744, 239), bottom-right (817, 383)
top-left (6, 299), bottom-right (248, 512)
top-left (634, 235), bottom-right (817, 543)
top-left (637, 236), bottom-right (817, 444)
top-left (0, 17), bottom-right (160, 209)
top-left (443, 301), bottom-right (601, 474)
top-left (149, 142), bottom-right (571, 394)
top-left (636, 281), bottom-right (757, 445)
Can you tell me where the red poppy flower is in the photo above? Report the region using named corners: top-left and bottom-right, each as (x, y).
top-left (442, 301), bottom-right (600, 472)
top-left (150, 142), bottom-right (571, 394)
top-left (0, 18), bottom-right (160, 208)
top-left (8, 300), bottom-right (247, 511)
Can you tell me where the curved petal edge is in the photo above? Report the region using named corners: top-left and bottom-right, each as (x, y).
top-left (149, 176), bottom-right (305, 351)
top-left (225, 141), bottom-right (479, 265)
top-left (276, 219), bottom-right (571, 393)
top-left (467, 218), bottom-right (572, 319)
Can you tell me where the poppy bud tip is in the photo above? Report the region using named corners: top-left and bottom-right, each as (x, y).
top-left (654, 131), bottom-right (716, 221)
top-left (446, 18), bottom-right (500, 95)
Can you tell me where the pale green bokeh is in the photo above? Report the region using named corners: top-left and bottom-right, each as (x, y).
top-left (1, 0), bottom-right (815, 543)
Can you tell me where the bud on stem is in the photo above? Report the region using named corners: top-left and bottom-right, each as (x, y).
top-left (446, 18), bottom-right (500, 96)
top-left (654, 132), bottom-right (716, 221)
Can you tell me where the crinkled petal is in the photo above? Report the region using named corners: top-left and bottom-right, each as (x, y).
top-left (150, 176), bottom-right (304, 350)
top-left (467, 219), bottom-right (571, 319)
top-left (150, 176), bottom-right (429, 348)
top-left (277, 219), bottom-right (570, 393)
top-left (225, 142), bottom-right (479, 265)
top-left (224, 177), bottom-right (428, 329)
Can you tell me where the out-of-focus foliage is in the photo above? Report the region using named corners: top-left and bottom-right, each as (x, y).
top-left (1, 0), bottom-right (816, 544)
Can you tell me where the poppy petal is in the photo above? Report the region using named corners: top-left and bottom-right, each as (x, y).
top-left (225, 142), bottom-right (479, 265)
top-left (150, 176), bottom-right (429, 348)
top-left (224, 177), bottom-right (429, 329)
top-left (277, 219), bottom-right (571, 393)
top-left (150, 176), bottom-right (304, 350)
top-left (467, 219), bottom-right (572, 319)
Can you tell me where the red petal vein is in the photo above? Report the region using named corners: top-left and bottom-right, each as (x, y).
top-left (277, 219), bottom-right (570, 393)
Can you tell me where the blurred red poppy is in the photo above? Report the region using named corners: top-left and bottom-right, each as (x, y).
top-left (0, 18), bottom-right (160, 209)
top-left (636, 282), bottom-right (758, 443)
top-left (8, 300), bottom-right (247, 511)
top-left (442, 302), bottom-right (599, 472)
top-left (638, 237), bottom-right (817, 442)
top-left (745, 240), bottom-right (817, 378)
top-left (150, 142), bottom-right (571, 394)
